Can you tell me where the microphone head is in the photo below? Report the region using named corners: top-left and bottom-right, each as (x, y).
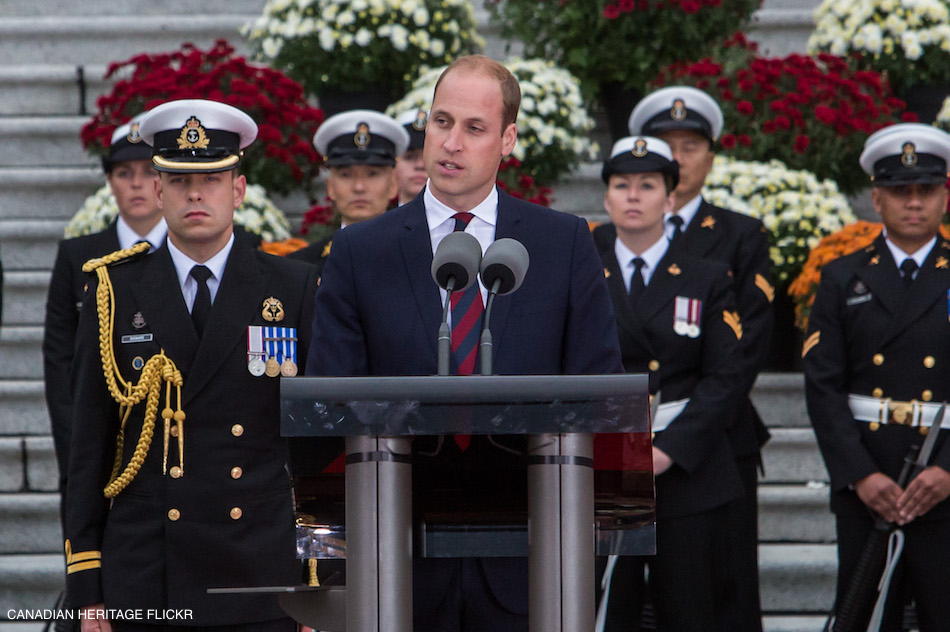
top-left (480, 238), bottom-right (529, 295)
top-left (431, 231), bottom-right (482, 291)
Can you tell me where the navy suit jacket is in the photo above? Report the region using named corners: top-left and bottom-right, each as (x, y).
top-left (308, 189), bottom-right (622, 377)
top-left (307, 188), bottom-right (623, 615)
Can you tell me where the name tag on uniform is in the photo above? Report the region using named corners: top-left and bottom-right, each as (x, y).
top-left (846, 294), bottom-right (872, 307)
top-left (121, 334), bottom-right (153, 344)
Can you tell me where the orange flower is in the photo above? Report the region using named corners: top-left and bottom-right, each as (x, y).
top-left (261, 237), bottom-right (309, 257)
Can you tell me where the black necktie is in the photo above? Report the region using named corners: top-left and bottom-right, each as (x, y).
top-left (190, 265), bottom-right (213, 336)
top-left (900, 258), bottom-right (918, 289)
top-left (668, 215), bottom-right (684, 242)
top-left (629, 257), bottom-right (646, 303)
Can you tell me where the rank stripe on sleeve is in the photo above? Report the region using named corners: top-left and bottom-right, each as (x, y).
top-left (802, 331), bottom-right (820, 358)
top-left (755, 273), bottom-right (775, 303)
top-left (723, 310), bottom-right (743, 340)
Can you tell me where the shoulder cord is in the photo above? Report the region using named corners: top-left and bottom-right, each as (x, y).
top-left (82, 243), bottom-right (186, 498)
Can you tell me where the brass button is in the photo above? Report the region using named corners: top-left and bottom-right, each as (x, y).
top-left (648, 360), bottom-right (660, 372)
top-left (869, 422), bottom-right (880, 432)
top-left (168, 509), bottom-right (180, 521)
top-left (924, 356), bottom-right (936, 368)
top-left (872, 354), bottom-right (884, 366)
top-left (872, 388), bottom-right (883, 398)
top-left (231, 424), bottom-right (244, 437)
top-left (169, 466), bottom-right (182, 479)
top-left (922, 390), bottom-right (933, 402)
top-left (170, 424), bottom-right (179, 438)
top-left (230, 507), bottom-right (243, 520)
top-left (230, 467), bottom-right (243, 480)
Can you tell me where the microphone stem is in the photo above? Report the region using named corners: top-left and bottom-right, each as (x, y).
top-left (438, 277), bottom-right (456, 376)
top-left (479, 278), bottom-right (502, 376)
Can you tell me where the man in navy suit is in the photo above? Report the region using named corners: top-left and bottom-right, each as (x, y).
top-left (308, 54), bottom-right (623, 632)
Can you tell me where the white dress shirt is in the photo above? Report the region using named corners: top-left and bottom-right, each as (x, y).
top-left (615, 235), bottom-right (670, 292)
top-left (116, 216), bottom-right (167, 252)
top-left (167, 234), bottom-right (234, 312)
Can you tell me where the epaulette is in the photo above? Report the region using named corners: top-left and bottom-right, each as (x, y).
top-left (81, 241), bottom-right (150, 273)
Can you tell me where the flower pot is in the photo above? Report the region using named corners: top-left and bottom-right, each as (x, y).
top-left (598, 81), bottom-right (642, 144)
top-left (897, 81), bottom-right (950, 124)
top-left (318, 86), bottom-right (396, 118)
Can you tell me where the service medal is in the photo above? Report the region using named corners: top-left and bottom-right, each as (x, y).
top-left (248, 356), bottom-right (266, 377)
top-left (265, 357), bottom-right (282, 377)
top-left (280, 359), bottom-right (298, 377)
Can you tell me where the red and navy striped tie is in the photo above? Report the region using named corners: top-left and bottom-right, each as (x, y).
top-left (449, 212), bottom-right (482, 450)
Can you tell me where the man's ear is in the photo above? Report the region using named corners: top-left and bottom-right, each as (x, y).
top-left (501, 123), bottom-right (517, 158)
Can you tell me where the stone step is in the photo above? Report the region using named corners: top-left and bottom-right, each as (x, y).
top-left (763, 615), bottom-right (830, 632)
top-left (0, 64), bottom-right (109, 117)
top-left (0, 168), bottom-right (98, 222)
top-left (759, 484), bottom-right (834, 543)
top-left (760, 543), bottom-right (836, 614)
top-left (0, 327), bottom-right (44, 380)
top-left (0, 0), bottom-right (266, 16)
top-left (0, 381), bottom-right (49, 437)
top-left (748, 9), bottom-right (816, 58)
top-left (0, 493), bottom-right (61, 554)
top-left (3, 271), bottom-right (52, 327)
top-left (0, 554), bottom-right (64, 616)
top-left (0, 15), bottom-right (252, 66)
top-left (761, 427), bottom-right (828, 484)
top-left (0, 436), bottom-right (57, 493)
top-left (0, 221), bottom-right (68, 272)
top-left (752, 373), bottom-right (810, 429)
top-left (0, 117), bottom-right (93, 169)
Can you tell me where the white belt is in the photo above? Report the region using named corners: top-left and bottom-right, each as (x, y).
top-left (651, 398), bottom-right (689, 433)
top-left (848, 394), bottom-right (944, 428)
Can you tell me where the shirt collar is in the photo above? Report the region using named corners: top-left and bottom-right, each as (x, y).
top-left (614, 234), bottom-right (669, 285)
top-left (882, 229), bottom-right (936, 269)
top-left (665, 193), bottom-right (703, 236)
top-left (116, 216), bottom-right (167, 252)
top-left (424, 181), bottom-right (498, 230)
top-left (166, 233), bottom-right (234, 288)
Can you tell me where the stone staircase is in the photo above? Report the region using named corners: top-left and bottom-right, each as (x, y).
top-left (0, 1), bottom-right (832, 631)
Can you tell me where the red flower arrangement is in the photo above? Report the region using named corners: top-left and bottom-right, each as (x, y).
top-left (653, 43), bottom-right (913, 194)
top-left (495, 158), bottom-right (553, 208)
top-left (81, 40), bottom-right (324, 200)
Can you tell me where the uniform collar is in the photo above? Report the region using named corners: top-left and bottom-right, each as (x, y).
top-left (665, 193), bottom-right (702, 239)
top-left (882, 229), bottom-right (936, 269)
top-left (116, 216), bottom-right (167, 252)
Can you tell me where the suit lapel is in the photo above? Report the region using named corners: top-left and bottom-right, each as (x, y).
top-left (855, 235), bottom-right (903, 320)
top-left (487, 193), bottom-right (520, 353)
top-left (130, 247), bottom-right (198, 374)
top-left (399, 200), bottom-right (443, 359)
top-left (879, 236), bottom-right (950, 347)
top-left (183, 242), bottom-right (268, 404)
top-left (637, 251), bottom-right (689, 325)
top-left (679, 200), bottom-right (723, 258)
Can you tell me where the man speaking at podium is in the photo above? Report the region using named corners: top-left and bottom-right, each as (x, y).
top-left (307, 55), bottom-right (623, 632)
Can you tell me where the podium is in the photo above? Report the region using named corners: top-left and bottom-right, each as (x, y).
top-left (279, 374), bottom-right (653, 632)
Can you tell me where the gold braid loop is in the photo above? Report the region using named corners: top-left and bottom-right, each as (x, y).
top-left (89, 243), bottom-right (187, 499)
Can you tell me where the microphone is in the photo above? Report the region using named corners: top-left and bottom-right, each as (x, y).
top-left (478, 239), bottom-right (530, 376)
top-left (430, 231), bottom-right (482, 376)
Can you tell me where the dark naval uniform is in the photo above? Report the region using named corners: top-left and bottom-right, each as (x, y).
top-left (65, 241), bottom-right (317, 625)
top-left (804, 233), bottom-right (950, 629)
top-left (44, 223), bottom-right (121, 495)
top-left (287, 233), bottom-right (334, 278)
top-left (598, 242), bottom-right (745, 631)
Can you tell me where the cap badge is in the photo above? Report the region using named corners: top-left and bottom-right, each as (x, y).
top-left (671, 98), bottom-right (687, 121)
top-left (127, 123), bottom-right (142, 144)
top-left (901, 142), bottom-right (918, 168)
top-left (413, 110), bottom-right (428, 131)
top-left (262, 297), bottom-right (285, 322)
top-left (632, 138), bottom-right (648, 158)
top-left (354, 122), bottom-right (371, 150)
top-left (177, 116), bottom-right (210, 150)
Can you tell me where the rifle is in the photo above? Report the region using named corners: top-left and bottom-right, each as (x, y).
top-left (824, 402), bottom-right (946, 632)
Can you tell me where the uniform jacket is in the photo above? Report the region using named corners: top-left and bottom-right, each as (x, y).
top-left (595, 199), bottom-right (773, 457)
top-left (600, 242), bottom-right (744, 519)
top-left (307, 188), bottom-right (624, 615)
top-left (804, 233), bottom-right (950, 519)
top-left (43, 223), bottom-right (121, 482)
top-left (287, 233), bottom-right (334, 279)
top-left (65, 239), bottom-right (318, 625)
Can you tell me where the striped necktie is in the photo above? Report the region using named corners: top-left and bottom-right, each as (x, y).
top-left (449, 212), bottom-right (482, 451)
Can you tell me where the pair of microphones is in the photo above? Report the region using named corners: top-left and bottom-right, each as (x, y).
top-left (430, 232), bottom-right (530, 376)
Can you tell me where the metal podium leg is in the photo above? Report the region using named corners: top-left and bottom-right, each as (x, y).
top-left (345, 435), bottom-right (412, 632)
top-left (527, 433), bottom-right (595, 632)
